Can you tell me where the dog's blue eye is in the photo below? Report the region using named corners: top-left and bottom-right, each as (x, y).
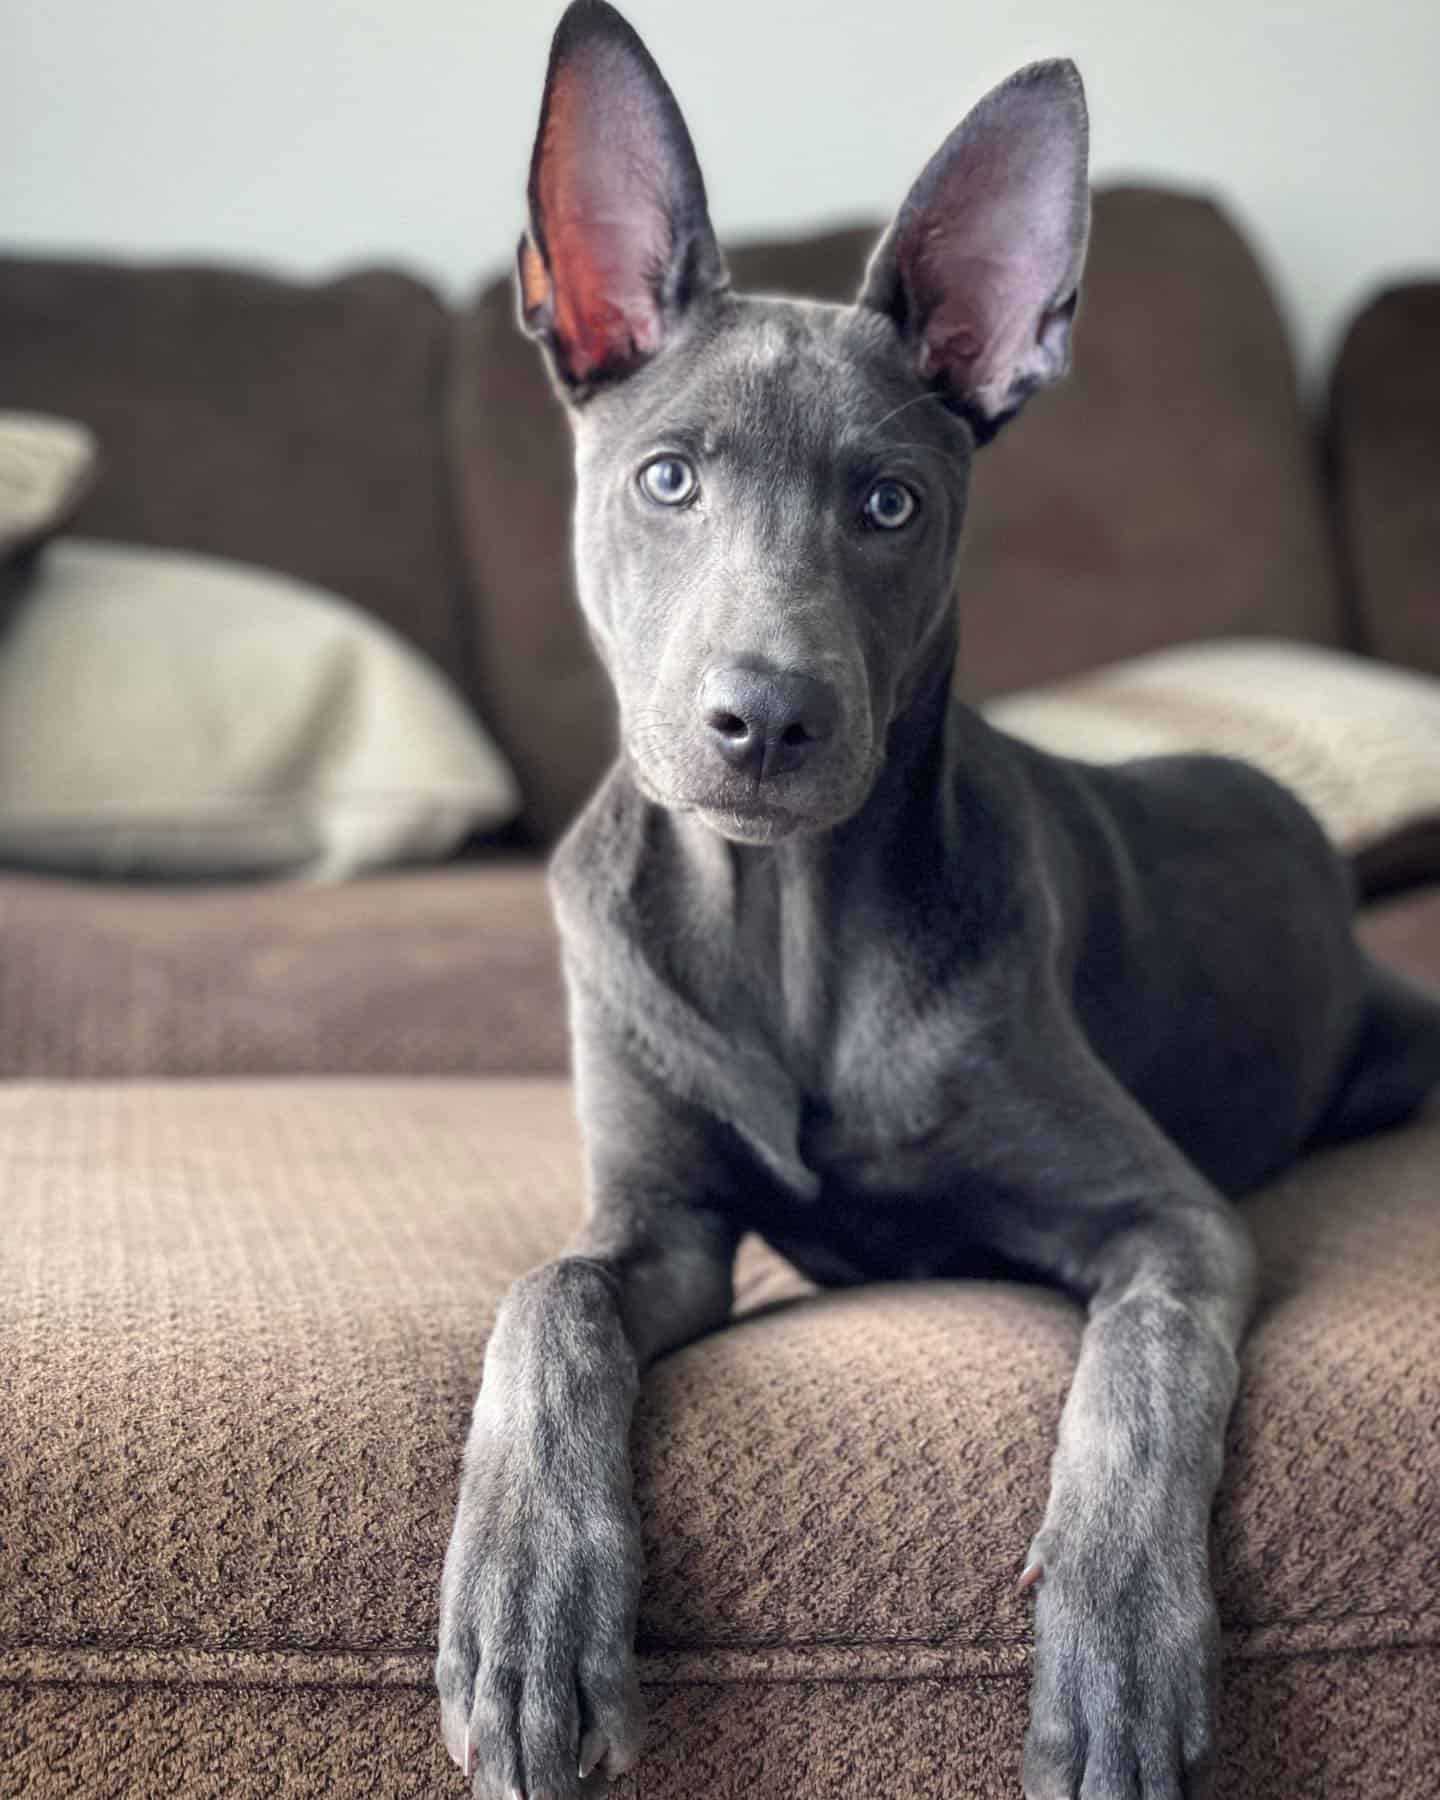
top-left (863, 480), bottom-right (918, 530)
top-left (639, 456), bottom-right (698, 506)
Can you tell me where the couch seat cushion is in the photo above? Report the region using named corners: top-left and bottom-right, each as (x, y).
top-left (0, 864), bottom-right (566, 1079)
top-left (1358, 884), bottom-right (1440, 991)
top-left (2, 1080), bottom-right (1437, 1798)
top-left (1, 867), bottom-right (1429, 1088)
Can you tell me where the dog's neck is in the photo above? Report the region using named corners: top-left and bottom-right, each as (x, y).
top-left (647, 611), bottom-right (982, 1063)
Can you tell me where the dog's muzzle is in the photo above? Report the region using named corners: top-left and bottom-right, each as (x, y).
top-left (698, 664), bottom-right (839, 784)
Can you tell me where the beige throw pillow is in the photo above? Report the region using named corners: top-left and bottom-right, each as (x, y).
top-left (986, 639), bottom-right (1440, 879)
top-left (0, 413), bottom-right (98, 560)
top-left (0, 541), bottom-right (518, 880)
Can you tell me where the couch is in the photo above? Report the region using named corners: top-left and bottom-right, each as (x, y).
top-left (1, 187), bottom-right (1437, 1798)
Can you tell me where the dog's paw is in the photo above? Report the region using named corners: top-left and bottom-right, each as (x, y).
top-left (435, 1448), bottom-right (644, 1798)
top-left (1020, 1532), bottom-right (1219, 1800)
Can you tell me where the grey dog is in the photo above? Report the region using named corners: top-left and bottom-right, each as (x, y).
top-left (436, 4), bottom-right (1440, 1794)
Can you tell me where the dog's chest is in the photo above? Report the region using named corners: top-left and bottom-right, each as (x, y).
top-left (721, 918), bottom-right (1010, 1279)
top-left (754, 1083), bottom-right (1024, 1286)
top-left (597, 799), bottom-right (1030, 1277)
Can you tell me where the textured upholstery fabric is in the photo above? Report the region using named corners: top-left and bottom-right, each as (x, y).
top-left (0, 256), bottom-right (477, 703)
top-left (0, 865), bottom-right (567, 1079)
top-left (2, 221), bottom-right (1435, 1800)
top-left (8, 1656), bottom-right (1438, 1800)
top-left (3, 1081), bottom-right (1437, 1797)
top-left (0, 865), bottom-right (1433, 1084)
top-left (449, 188), bottom-right (1344, 842)
top-left (1329, 284), bottom-right (1440, 678)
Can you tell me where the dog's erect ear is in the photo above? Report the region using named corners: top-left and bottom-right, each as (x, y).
top-left (518, 0), bottom-right (727, 398)
top-left (859, 61), bottom-right (1090, 441)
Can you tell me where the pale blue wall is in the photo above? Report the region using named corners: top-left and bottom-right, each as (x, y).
top-left (4, 0), bottom-right (1438, 376)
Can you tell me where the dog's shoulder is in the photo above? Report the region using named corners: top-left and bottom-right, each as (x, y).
top-left (1077, 748), bottom-right (1344, 885)
top-left (546, 766), bottom-right (652, 944)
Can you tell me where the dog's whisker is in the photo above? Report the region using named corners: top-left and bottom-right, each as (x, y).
top-left (863, 390), bottom-right (952, 434)
top-left (875, 440), bottom-right (963, 464)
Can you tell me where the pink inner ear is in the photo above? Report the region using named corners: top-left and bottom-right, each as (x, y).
top-left (535, 56), bottom-right (672, 381)
top-left (900, 72), bottom-right (1089, 418)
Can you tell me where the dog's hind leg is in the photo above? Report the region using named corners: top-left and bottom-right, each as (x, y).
top-left (1312, 960), bottom-right (1440, 1146)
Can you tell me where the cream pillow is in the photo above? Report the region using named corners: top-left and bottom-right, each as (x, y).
top-left (0, 414), bottom-right (98, 575)
top-left (985, 639), bottom-right (1440, 868)
top-left (0, 541), bottom-right (518, 880)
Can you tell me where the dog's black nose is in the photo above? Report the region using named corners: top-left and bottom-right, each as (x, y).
top-left (700, 666), bottom-right (838, 781)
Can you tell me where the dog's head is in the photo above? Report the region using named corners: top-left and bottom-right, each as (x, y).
top-left (520, 0), bottom-right (1089, 844)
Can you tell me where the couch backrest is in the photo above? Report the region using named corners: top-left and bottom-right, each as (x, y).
top-left (0, 256), bottom-right (476, 702)
top-left (450, 186), bottom-right (1346, 842)
top-left (1328, 283), bottom-right (1440, 680)
top-left (2, 191), bottom-right (1350, 849)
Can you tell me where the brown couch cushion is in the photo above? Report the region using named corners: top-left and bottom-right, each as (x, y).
top-left (3, 1081), bottom-right (1436, 1796)
top-left (0, 257), bottom-right (476, 701)
top-left (0, 865), bottom-right (1426, 1084)
top-left (1357, 884), bottom-right (1440, 992)
top-left (450, 187), bottom-right (1343, 841)
top-left (0, 865), bottom-right (566, 1078)
top-left (1329, 283), bottom-right (1440, 678)
top-left (5, 1645), bottom-right (1435, 1800)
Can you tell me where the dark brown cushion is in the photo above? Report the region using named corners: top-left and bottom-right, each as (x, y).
top-left (0, 257), bottom-right (476, 701)
top-left (447, 262), bottom-right (611, 846)
top-left (0, 864), bottom-right (566, 1079)
top-left (3, 1081), bottom-right (1437, 1797)
top-left (0, 862), bottom-right (1426, 1086)
top-left (450, 188), bottom-right (1343, 842)
top-left (958, 188), bottom-right (1344, 697)
top-left (1358, 883), bottom-right (1440, 991)
top-left (1329, 283), bottom-right (1440, 677)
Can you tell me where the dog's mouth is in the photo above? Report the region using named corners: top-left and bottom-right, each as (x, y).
top-left (626, 757), bottom-right (818, 841)
top-left (623, 721), bottom-right (881, 842)
top-left (693, 797), bottom-right (807, 844)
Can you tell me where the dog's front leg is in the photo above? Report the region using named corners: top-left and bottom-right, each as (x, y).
top-left (1021, 1204), bottom-right (1253, 1800)
top-left (435, 1054), bottom-right (743, 1798)
top-left (974, 1033), bottom-right (1257, 1800)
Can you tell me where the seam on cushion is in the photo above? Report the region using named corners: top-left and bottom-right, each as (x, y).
top-left (5, 1618), bottom-right (1440, 1694)
top-left (8, 1601), bottom-right (1435, 1666)
top-left (4, 1644), bottom-right (1440, 1699)
top-left (642, 1600), bottom-right (1440, 1650)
